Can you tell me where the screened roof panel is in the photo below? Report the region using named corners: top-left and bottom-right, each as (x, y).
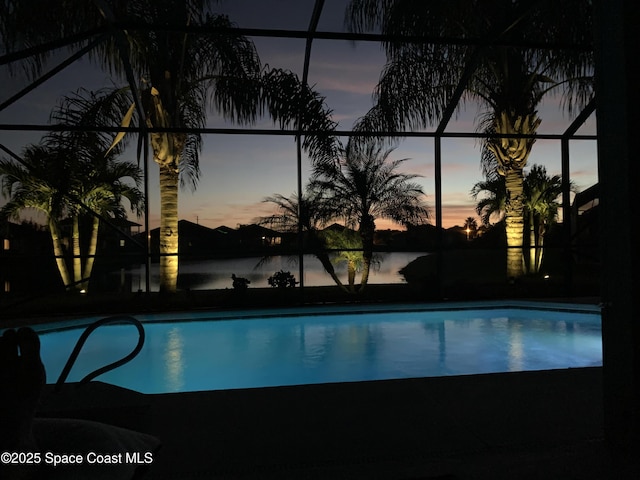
top-left (0, 0), bottom-right (596, 138)
top-left (213, 0), bottom-right (317, 31)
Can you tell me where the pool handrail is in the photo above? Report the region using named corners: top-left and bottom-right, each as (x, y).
top-left (54, 315), bottom-right (145, 392)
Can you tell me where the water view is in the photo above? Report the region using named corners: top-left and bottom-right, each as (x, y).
top-left (114, 252), bottom-right (426, 292)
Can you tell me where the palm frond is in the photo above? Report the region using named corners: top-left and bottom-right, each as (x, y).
top-left (260, 67), bottom-right (342, 167)
top-left (471, 176), bottom-right (506, 226)
top-left (346, 0), bottom-right (594, 137)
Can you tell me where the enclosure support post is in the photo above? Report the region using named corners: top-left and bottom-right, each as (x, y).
top-left (560, 137), bottom-right (572, 296)
top-left (594, 0), bottom-right (640, 455)
top-left (434, 136), bottom-right (443, 299)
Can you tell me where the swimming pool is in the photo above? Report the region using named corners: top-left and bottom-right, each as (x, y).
top-left (36, 302), bottom-right (602, 394)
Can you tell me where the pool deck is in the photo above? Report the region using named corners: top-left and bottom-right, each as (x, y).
top-left (38, 366), bottom-right (640, 479)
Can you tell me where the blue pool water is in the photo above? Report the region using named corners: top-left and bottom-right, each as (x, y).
top-left (36, 303), bottom-right (602, 394)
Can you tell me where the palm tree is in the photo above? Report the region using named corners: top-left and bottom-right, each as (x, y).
top-left (2, 2), bottom-right (259, 293)
top-left (311, 140), bottom-right (429, 291)
top-left (319, 226), bottom-right (365, 292)
top-left (68, 153), bottom-right (143, 291)
top-left (472, 164), bottom-right (567, 274)
top-left (0, 145), bottom-right (74, 289)
top-left (463, 216), bottom-right (478, 240)
top-left (114, 6), bottom-right (265, 293)
top-left (258, 189), bottom-right (354, 293)
top-left (522, 164), bottom-right (565, 274)
top-left (48, 89), bottom-right (145, 290)
top-left (2, 1), bottom-right (340, 293)
top-left (471, 176), bottom-right (507, 227)
top-left (345, 0), bottom-right (593, 278)
top-left (0, 139), bottom-right (143, 292)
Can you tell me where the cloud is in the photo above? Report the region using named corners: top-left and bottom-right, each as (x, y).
top-left (442, 204), bottom-right (479, 228)
top-left (314, 74), bottom-right (379, 96)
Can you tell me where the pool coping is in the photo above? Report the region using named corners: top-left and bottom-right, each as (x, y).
top-left (28, 299), bottom-right (601, 334)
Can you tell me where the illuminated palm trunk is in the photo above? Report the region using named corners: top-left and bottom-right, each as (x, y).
top-left (158, 163), bottom-right (179, 293)
top-left (504, 169), bottom-right (525, 278)
top-left (535, 222), bottom-right (546, 273)
top-left (488, 111), bottom-right (540, 279)
top-left (347, 259), bottom-right (357, 290)
top-left (49, 219), bottom-right (72, 289)
top-left (81, 216), bottom-right (100, 291)
top-left (148, 87), bottom-right (185, 294)
top-left (72, 216), bottom-right (82, 289)
top-left (528, 209), bottom-right (536, 274)
top-left (360, 256), bottom-right (371, 290)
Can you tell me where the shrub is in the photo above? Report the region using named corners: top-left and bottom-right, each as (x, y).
top-left (267, 270), bottom-right (298, 289)
top-left (231, 273), bottom-right (250, 290)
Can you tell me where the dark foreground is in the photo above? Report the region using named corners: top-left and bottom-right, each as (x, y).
top-left (38, 367), bottom-right (640, 479)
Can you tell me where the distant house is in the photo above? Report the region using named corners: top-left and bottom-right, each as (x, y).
top-left (100, 218), bottom-right (143, 250)
top-left (144, 220), bottom-right (221, 257)
top-left (235, 224), bottom-right (282, 248)
top-left (179, 220), bottom-right (235, 256)
top-left (209, 225), bottom-right (239, 250)
top-left (1, 220), bottom-right (48, 256)
top-left (142, 221), bottom-right (283, 257)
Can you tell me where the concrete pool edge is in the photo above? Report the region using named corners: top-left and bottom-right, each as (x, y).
top-left (28, 298), bottom-right (601, 334)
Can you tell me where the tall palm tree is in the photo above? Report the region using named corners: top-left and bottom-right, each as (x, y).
top-left (2, 1), bottom-right (339, 293)
top-left (68, 154), bottom-right (143, 291)
top-left (48, 89), bottom-right (145, 290)
top-left (311, 140), bottom-right (429, 290)
top-left (0, 139), bottom-right (143, 292)
top-left (116, 6), bottom-right (265, 293)
top-left (345, 0), bottom-right (593, 278)
top-left (2, 1), bottom-right (261, 292)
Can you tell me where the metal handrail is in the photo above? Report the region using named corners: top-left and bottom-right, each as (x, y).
top-left (54, 315), bottom-right (145, 392)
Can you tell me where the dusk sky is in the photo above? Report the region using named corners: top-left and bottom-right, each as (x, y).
top-left (0, 0), bottom-right (598, 231)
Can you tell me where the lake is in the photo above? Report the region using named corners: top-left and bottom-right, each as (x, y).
top-left (115, 252), bottom-right (426, 292)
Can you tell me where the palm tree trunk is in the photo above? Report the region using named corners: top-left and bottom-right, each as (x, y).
top-left (359, 215), bottom-right (375, 291)
top-left (535, 224), bottom-right (546, 273)
top-left (49, 219), bottom-right (72, 289)
top-left (72, 216), bottom-right (82, 290)
top-left (359, 255), bottom-right (371, 291)
top-left (159, 163), bottom-right (179, 293)
top-left (536, 235), bottom-right (544, 273)
top-left (528, 212), bottom-right (536, 274)
top-left (348, 259), bottom-right (356, 291)
top-left (504, 169), bottom-right (525, 278)
top-left (488, 112), bottom-right (540, 280)
top-left (314, 251), bottom-right (350, 294)
top-left (81, 216), bottom-right (100, 291)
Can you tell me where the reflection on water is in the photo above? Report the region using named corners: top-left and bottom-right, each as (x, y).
top-left (508, 322), bottom-right (524, 371)
top-left (115, 252), bottom-right (425, 292)
top-left (163, 326), bottom-right (185, 392)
